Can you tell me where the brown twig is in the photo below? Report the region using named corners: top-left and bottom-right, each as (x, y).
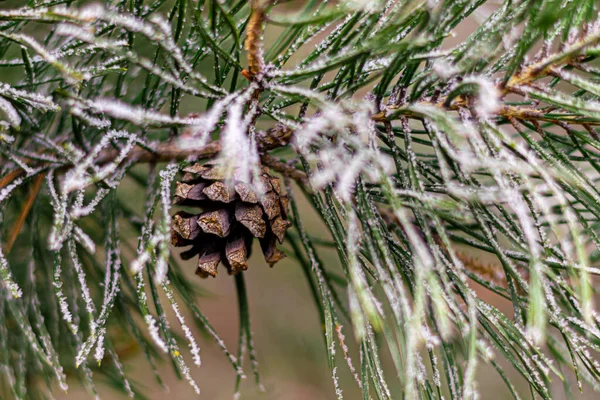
top-left (0, 141), bottom-right (223, 192)
top-left (0, 123), bottom-right (308, 222)
top-left (260, 153), bottom-right (308, 186)
top-left (5, 172), bottom-right (45, 254)
top-left (95, 140), bottom-right (222, 165)
top-left (372, 29), bottom-right (600, 132)
top-left (244, 0), bottom-right (270, 79)
top-left (454, 248), bottom-right (509, 289)
top-left (375, 101), bottom-right (600, 127)
top-left (0, 169), bottom-right (23, 190)
top-left (257, 124), bottom-right (294, 151)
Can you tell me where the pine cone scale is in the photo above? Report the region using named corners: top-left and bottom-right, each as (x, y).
top-left (270, 216), bottom-right (290, 244)
top-left (197, 250), bottom-right (220, 278)
top-left (234, 182), bottom-right (259, 203)
top-left (235, 203), bottom-right (267, 238)
top-left (197, 209), bottom-right (231, 237)
top-left (203, 181), bottom-right (236, 203)
top-left (225, 235), bottom-right (249, 274)
top-left (260, 191), bottom-right (280, 220)
top-left (173, 212), bottom-right (200, 240)
top-left (260, 233), bottom-right (286, 266)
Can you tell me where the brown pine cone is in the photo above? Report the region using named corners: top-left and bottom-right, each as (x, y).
top-left (171, 163), bottom-right (291, 278)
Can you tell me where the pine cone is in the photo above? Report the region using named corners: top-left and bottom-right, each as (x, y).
top-left (171, 163), bottom-right (291, 278)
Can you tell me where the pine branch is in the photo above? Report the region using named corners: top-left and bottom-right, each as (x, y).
top-left (2, 1), bottom-right (600, 399)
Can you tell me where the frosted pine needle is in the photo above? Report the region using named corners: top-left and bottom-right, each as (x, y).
top-left (2, 1), bottom-right (600, 399)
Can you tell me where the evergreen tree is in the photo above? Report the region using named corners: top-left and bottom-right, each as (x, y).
top-left (1, 0), bottom-right (600, 398)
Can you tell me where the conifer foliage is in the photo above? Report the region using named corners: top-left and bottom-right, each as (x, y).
top-left (1, 0), bottom-right (600, 398)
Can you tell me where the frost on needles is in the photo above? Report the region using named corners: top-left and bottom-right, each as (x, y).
top-left (1, 1), bottom-right (600, 400)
